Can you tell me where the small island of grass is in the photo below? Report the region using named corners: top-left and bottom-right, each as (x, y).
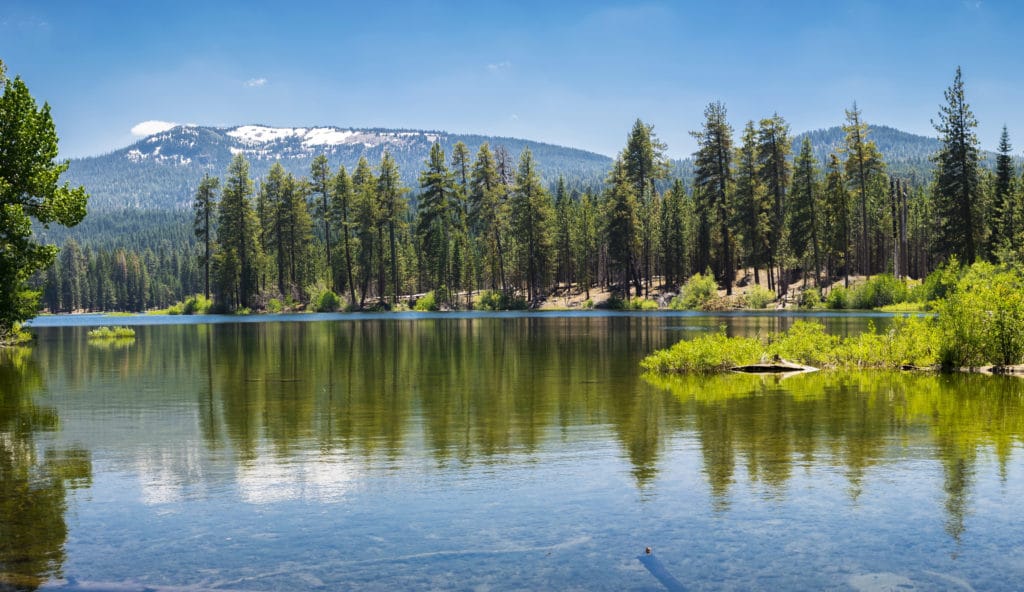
top-left (87, 326), bottom-right (136, 340)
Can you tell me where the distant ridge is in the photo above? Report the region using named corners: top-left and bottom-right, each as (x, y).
top-left (67, 125), bottom-right (614, 211)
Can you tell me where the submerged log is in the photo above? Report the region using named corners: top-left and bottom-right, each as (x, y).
top-left (731, 356), bottom-right (817, 374)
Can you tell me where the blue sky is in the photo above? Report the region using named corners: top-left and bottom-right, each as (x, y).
top-left (1, 0), bottom-right (1020, 159)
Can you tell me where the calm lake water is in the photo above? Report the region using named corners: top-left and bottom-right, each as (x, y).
top-left (4, 312), bottom-right (1024, 591)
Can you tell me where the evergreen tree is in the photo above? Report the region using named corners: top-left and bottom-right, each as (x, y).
top-left (660, 179), bottom-right (689, 289)
top-left (192, 174), bottom-right (219, 299)
top-left (756, 114), bottom-right (791, 292)
top-left (623, 119), bottom-right (669, 292)
top-left (418, 142), bottom-right (457, 299)
top-left (842, 103), bottom-right (887, 275)
top-left (692, 101), bottom-right (735, 294)
top-left (605, 159), bottom-right (641, 297)
top-left (377, 151), bottom-right (407, 306)
top-left (572, 191), bottom-right (598, 299)
top-left (332, 166), bottom-right (358, 306)
top-left (214, 154), bottom-right (261, 310)
top-left (352, 157), bottom-right (378, 308)
top-left (509, 148), bottom-right (554, 302)
top-left (469, 144), bottom-right (508, 292)
top-left (310, 154), bottom-right (334, 289)
top-left (822, 153), bottom-right (852, 286)
top-left (554, 177), bottom-right (574, 288)
top-left (932, 67), bottom-right (983, 264)
top-left (788, 138), bottom-right (822, 286)
top-left (992, 125), bottom-right (1015, 252)
top-left (0, 61), bottom-right (89, 340)
top-left (735, 121), bottom-right (770, 286)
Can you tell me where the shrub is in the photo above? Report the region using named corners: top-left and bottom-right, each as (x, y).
top-left (313, 289), bottom-right (341, 312)
top-left (581, 299), bottom-right (594, 309)
top-left (745, 285), bottom-right (776, 309)
top-left (767, 321), bottom-right (841, 367)
top-left (799, 288), bottom-right (821, 309)
top-left (414, 291), bottom-right (439, 311)
top-left (669, 273), bottom-right (718, 310)
top-left (826, 286), bottom-right (850, 310)
top-left (849, 274), bottom-right (910, 309)
top-left (627, 297), bottom-right (659, 310)
top-left (936, 263), bottom-right (1024, 368)
top-left (167, 294), bottom-right (213, 315)
top-left (266, 298), bottom-right (284, 313)
top-left (474, 290), bottom-right (503, 311)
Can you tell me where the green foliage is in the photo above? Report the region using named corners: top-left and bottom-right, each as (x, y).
top-left (627, 297), bottom-right (659, 310)
top-left (640, 331), bottom-right (762, 374)
top-left (471, 289), bottom-right (527, 311)
top-left (669, 273), bottom-right (718, 310)
top-left (766, 321), bottom-right (841, 367)
top-left (799, 288), bottom-right (821, 309)
top-left (414, 291), bottom-right (439, 311)
top-left (265, 298), bottom-right (283, 313)
top-left (87, 326), bottom-right (135, 339)
top-left (744, 285), bottom-right (776, 309)
top-left (849, 274), bottom-right (910, 309)
top-left (313, 289), bottom-right (341, 313)
top-left (167, 294), bottom-right (213, 315)
top-left (935, 262), bottom-right (1024, 368)
top-left (826, 286), bottom-right (850, 309)
top-left (0, 63), bottom-right (89, 341)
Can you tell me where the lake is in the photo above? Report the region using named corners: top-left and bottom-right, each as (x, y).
top-left (3, 312), bottom-right (1023, 591)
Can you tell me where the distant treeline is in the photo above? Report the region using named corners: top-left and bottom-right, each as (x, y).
top-left (37, 68), bottom-right (1022, 312)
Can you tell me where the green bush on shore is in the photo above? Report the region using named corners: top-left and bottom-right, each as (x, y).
top-left (669, 272), bottom-right (718, 310)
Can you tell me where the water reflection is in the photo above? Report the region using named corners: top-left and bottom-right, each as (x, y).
top-left (0, 348), bottom-right (91, 591)
top-left (9, 317), bottom-right (1024, 588)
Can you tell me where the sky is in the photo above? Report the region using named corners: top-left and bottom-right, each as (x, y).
top-left (1, 0), bottom-right (1021, 160)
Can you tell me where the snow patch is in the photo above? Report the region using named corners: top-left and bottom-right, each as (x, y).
top-left (126, 149), bottom-right (144, 162)
top-left (303, 127), bottom-right (358, 146)
top-left (228, 125), bottom-right (305, 144)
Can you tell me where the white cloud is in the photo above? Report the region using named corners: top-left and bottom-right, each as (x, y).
top-left (245, 77), bottom-right (268, 88)
top-left (130, 120), bottom-right (178, 137)
top-left (486, 61), bottom-right (511, 73)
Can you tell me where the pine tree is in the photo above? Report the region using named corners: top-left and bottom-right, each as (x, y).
top-left (418, 142), bottom-right (456, 299)
top-left (310, 154), bottom-right (333, 289)
top-left (692, 101), bottom-right (735, 294)
top-left (352, 157), bottom-right (378, 308)
top-left (660, 179), bottom-right (689, 289)
top-left (554, 177), bottom-right (574, 288)
top-left (572, 191), bottom-right (598, 299)
top-left (469, 144), bottom-right (508, 292)
top-left (842, 103), bottom-right (887, 275)
top-left (756, 114), bottom-right (791, 292)
top-left (605, 159), bottom-right (641, 297)
top-left (214, 154), bottom-right (261, 310)
top-left (788, 138), bottom-right (822, 286)
top-left (992, 125), bottom-right (1015, 252)
top-left (377, 151), bottom-right (407, 306)
top-left (932, 67), bottom-right (983, 264)
top-left (509, 148), bottom-right (554, 303)
top-left (822, 154), bottom-right (852, 286)
top-left (193, 174), bottom-right (219, 299)
top-left (735, 121), bottom-right (770, 286)
top-left (332, 166), bottom-right (358, 306)
top-left (623, 119), bottom-right (669, 292)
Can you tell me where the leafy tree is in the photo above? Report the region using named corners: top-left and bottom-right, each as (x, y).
top-left (692, 101), bottom-right (735, 294)
top-left (192, 174), bottom-right (219, 299)
top-left (0, 61), bottom-right (88, 341)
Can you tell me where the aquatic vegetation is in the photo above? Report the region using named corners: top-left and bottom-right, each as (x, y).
top-left (87, 326), bottom-right (136, 339)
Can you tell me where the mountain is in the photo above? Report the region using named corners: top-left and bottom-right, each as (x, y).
top-left (66, 125), bottom-right (615, 211)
